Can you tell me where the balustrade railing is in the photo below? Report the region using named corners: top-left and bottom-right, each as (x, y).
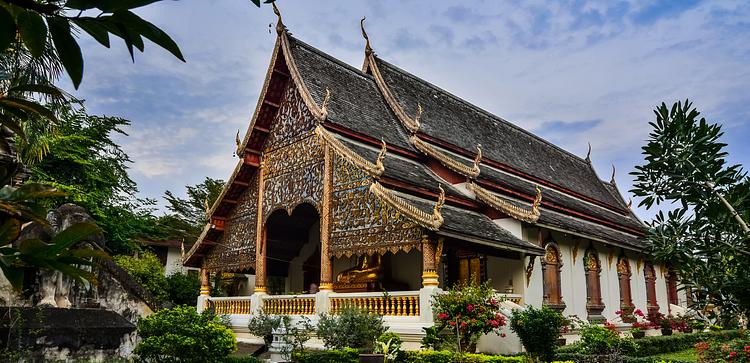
top-left (207, 297), bottom-right (252, 315)
top-left (262, 295), bottom-right (316, 315)
top-left (330, 291), bottom-right (420, 317)
top-left (495, 293), bottom-right (523, 305)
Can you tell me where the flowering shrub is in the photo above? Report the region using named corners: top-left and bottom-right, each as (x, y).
top-left (695, 331), bottom-right (750, 362)
top-left (431, 281), bottom-right (507, 352)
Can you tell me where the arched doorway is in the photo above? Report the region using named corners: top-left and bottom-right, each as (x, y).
top-left (265, 203), bottom-right (321, 295)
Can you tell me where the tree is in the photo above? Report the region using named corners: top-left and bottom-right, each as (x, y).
top-left (631, 99), bottom-right (750, 325)
top-left (20, 102), bottom-right (160, 254)
top-left (158, 177), bottom-right (224, 242)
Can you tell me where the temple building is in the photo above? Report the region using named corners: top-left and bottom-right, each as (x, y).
top-left (182, 7), bottom-right (687, 351)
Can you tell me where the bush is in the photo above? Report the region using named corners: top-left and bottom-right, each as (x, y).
top-left (431, 281), bottom-right (508, 353)
top-left (375, 332), bottom-right (403, 363)
top-left (317, 306), bottom-right (385, 351)
top-left (695, 330), bottom-right (750, 362)
top-left (402, 350), bottom-right (524, 362)
top-left (222, 357), bottom-right (263, 363)
top-left (114, 252), bottom-right (169, 302)
top-left (247, 310), bottom-right (282, 346)
top-left (509, 305), bottom-right (567, 362)
top-left (292, 348), bottom-right (359, 363)
top-left (579, 325), bottom-right (625, 355)
top-left (134, 305), bottom-right (237, 363)
top-left (628, 330), bottom-right (743, 357)
top-left (166, 272), bottom-right (200, 306)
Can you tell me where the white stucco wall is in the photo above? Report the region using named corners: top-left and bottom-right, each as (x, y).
top-left (486, 256), bottom-right (524, 296)
top-left (164, 247), bottom-right (199, 276)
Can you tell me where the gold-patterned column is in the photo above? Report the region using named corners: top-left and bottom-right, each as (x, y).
top-left (319, 144), bottom-right (334, 291)
top-left (254, 159), bottom-right (268, 293)
top-left (200, 268), bottom-right (211, 296)
top-left (421, 234), bottom-right (439, 287)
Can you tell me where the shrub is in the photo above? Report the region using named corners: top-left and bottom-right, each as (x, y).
top-left (114, 252), bottom-right (169, 302)
top-left (401, 350), bottom-right (524, 362)
top-left (431, 281), bottom-right (508, 352)
top-left (166, 272), bottom-right (200, 306)
top-left (375, 332), bottom-right (403, 363)
top-left (222, 357), bottom-right (263, 363)
top-left (695, 330), bottom-right (750, 362)
top-left (317, 306), bottom-right (385, 351)
top-left (509, 305), bottom-right (567, 362)
top-left (578, 325), bottom-right (638, 356)
top-left (247, 310), bottom-right (282, 346)
top-left (628, 330), bottom-right (743, 357)
top-left (134, 305), bottom-right (237, 363)
top-left (292, 348), bottom-right (359, 363)
top-left (277, 315), bottom-right (315, 361)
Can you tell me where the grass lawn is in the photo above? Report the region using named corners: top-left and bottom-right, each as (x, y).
top-left (655, 348), bottom-right (698, 362)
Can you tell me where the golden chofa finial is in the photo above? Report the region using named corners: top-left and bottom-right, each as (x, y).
top-left (235, 130), bottom-right (241, 147)
top-left (610, 164), bottom-right (617, 184)
top-left (627, 198), bottom-right (633, 209)
top-left (376, 139), bottom-right (387, 167)
top-left (272, 2), bottom-right (286, 35)
top-left (532, 185), bottom-right (543, 215)
top-left (360, 17), bottom-right (373, 56)
top-left (204, 198), bottom-right (211, 217)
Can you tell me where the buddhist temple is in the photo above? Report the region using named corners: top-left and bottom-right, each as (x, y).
top-left (182, 6), bottom-right (687, 351)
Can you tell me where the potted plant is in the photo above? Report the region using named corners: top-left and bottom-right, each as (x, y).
top-left (630, 321), bottom-right (646, 339)
top-left (660, 317), bottom-right (673, 336)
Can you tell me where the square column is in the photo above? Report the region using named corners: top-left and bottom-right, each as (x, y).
top-left (421, 235), bottom-right (439, 287)
top-left (197, 268), bottom-right (211, 313)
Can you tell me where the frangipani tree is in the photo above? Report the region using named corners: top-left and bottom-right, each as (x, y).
top-left (631, 100), bottom-right (750, 325)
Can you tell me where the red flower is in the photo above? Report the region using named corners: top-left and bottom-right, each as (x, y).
top-left (467, 304), bottom-right (474, 312)
top-left (449, 321), bottom-right (456, 326)
top-left (438, 313), bottom-right (449, 320)
top-left (634, 309), bottom-right (644, 317)
top-left (460, 322), bottom-right (468, 328)
top-left (489, 319), bottom-right (499, 327)
top-left (500, 333), bottom-right (507, 338)
top-left (615, 310), bottom-right (623, 315)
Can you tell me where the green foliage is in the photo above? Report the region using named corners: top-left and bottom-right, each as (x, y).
top-left (0, 0), bottom-right (184, 89)
top-left (247, 309), bottom-right (282, 346)
top-left (278, 315), bottom-right (315, 361)
top-left (114, 252), bottom-right (168, 303)
top-left (375, 332), bottom-right (403, 363)
top-left (292, 348), bottom-right (360, 363)
top-left (221, 356), bottom-right (263, 363)
top-left (508, 305), bottom-right (567, 362)
top-left (160, 177), bottom-right (225, 241)
top-left (23, 103), bottom-right (161, 254)
top-left (134, 306), bottom-right (237, 363)
top-left (316, 306), bottom-right (385, 352)
top-left (579, 325), bottom-right (627, 355)
top-left (630, 100), bottom-right (750, 324)
top-left (165, 272), bottom-right (200, 306)
top-left (430, 281), bottom-right (508, 353)
top-left (401, 350), bottom-right (524, 363)
top-left (695, 330), bottom-right (750, 362)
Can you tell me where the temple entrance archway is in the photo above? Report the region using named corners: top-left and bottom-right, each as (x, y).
top-left (265, 203), bottom-right (321, 295)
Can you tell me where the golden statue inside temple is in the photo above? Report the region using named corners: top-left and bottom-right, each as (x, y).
top-left (336, 254), bottom-right (382, 284)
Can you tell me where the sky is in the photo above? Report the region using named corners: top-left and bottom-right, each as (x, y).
top-left (69, 0), bottom-right (750, 220)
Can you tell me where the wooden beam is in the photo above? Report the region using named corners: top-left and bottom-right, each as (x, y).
top-left (263, 100), bottom-right (280, 108)
top-left (232, 180), bottom-right (250, 187)
top-left (253, 125), bottom-right (270, 133)
top-left (273, 68), bottom-right (290, 77)
top-left (223, 199), bottom-right (238, 204)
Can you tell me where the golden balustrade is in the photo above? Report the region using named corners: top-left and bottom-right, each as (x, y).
top-left (262, 296), bottom-right (316, 315)
top-left (207, 298), bottom-right (252, 315)
top-left (330, 294), bottom-right (420, 317)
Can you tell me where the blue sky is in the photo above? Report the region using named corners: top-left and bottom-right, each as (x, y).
top-left (70, 0), bottom-right (750, 220)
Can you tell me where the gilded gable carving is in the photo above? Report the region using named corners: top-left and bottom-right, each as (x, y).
top-left (329, 153), bottom-right (423, 257)
top-left (204, 176), bottom-right (258, 272)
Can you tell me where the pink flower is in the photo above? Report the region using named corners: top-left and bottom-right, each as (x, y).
top-left (438, 313), bottom-right (449, 320)
top-left (467, 304), bottom-right (474, 312)
top-left (500, 333), bottom-right (507, 338)
top-left (460, 322), bottom-right (467, 328)
top-left (489, 319), bottom-right (499, 327)
top-left (449, 321), bottom-right (456, 326)
top-left (615, 310), bottom-right (622, 315)
top-left (634, 309), bottom-right (644, 317)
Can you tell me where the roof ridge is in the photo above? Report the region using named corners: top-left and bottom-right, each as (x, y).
top-left (374, 57), bottom-right (595, 169)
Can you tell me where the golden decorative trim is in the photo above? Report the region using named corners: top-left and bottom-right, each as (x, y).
top-left (411, 135), bottom-right (481, 178)
top-left (435, 238), bottom-right (444, 266)
top-left (264, 296), bottom-right (316, 315)
top-left (319, 283), bottom-right (333, 291)
top-left (276, 18), bottom-right (328, 121)
top-left (572, 240), bottom-right (580, 265)
top-left (331, 244), bottom-right (419, 258)
top-left (360, 17), bottom-right (373, 56)
top-left (315, 125), bottom-right (385, 178)
top-left (331, 294), bottom-right (419, 316)
top-left (254, 286), bottom-right (268, 293)
top-left (467, 182), bottom-right (542, 223)
top-left (369, 181), bottom-right (444, 231)
top-left (208, 298), bottom-right (251, 315)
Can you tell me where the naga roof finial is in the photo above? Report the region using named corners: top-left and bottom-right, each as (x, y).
top-left (180, 239), bottom-right (185, 259)
top-left (585, 142), bottom-right (592, 163)
top-left (204, 198), bottom-right (211, 217)
top-left (433, 184), bottom-right (446, 215)
top-left (471, 144), bottom-right (483, 176)
top-left (610, 164), bottom-right (617, 184)
top-left (412, 103), bottom-right (423, 133)
top-left (532, 185), bottom-right (543, 214)
top-left (360, 17), bottom-right (373, 56)
top-left (319, 87), bottom-right (331, 120)
top-left (272, 2), bottom-right (286, 35)
top-left (376, 139), bottom-right (387, 169)
top-left (627, 198), bottom-right (632, 209)
top-left (235, 130), bottom-right (241, 148)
